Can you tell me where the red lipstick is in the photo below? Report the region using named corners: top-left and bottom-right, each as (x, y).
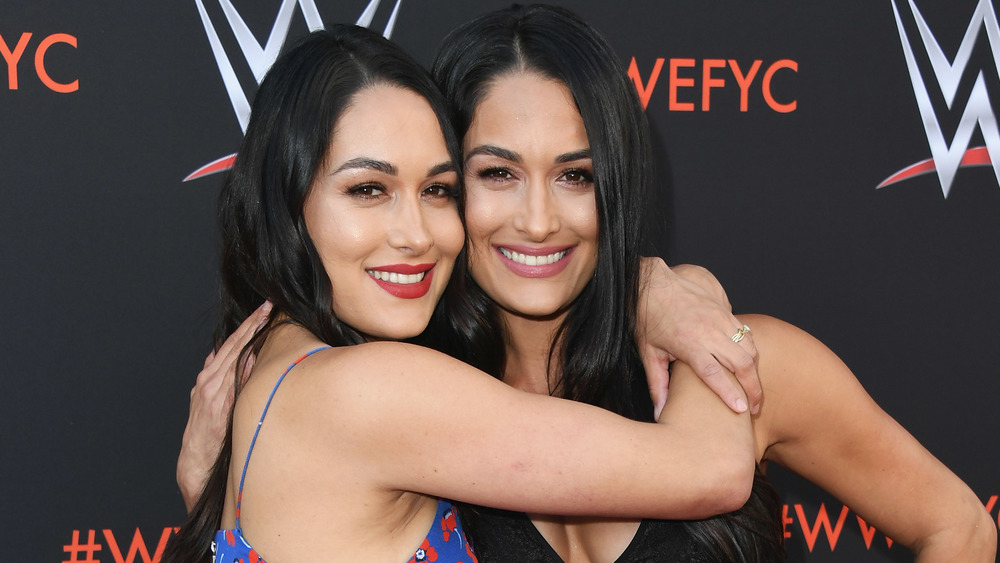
top-left (367, 263), bottom-right (435, 299)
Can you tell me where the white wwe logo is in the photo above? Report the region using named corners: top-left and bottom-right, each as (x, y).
top-left (881, 0), bottom-right (1000, 196)
top-left (186, 0), bottom-right (401, 181)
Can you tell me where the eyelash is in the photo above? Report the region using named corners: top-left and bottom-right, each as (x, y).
top-left (423, 183), bottom-right (459, 199)
top-left (346, 183), bottom-right (458, 201)
top-left (474, 166), bottom-right (593, 186)
top-left (477, 167), bottom-right (515, 182)
top-left (560, 168), bottom-right (594, 185)
top-left (346, 183), bottom-right (385, 200)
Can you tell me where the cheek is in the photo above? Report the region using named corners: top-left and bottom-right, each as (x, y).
top-left (462, 188), bottom-right (499, 257)
top-left (564, 192), bottom-right (599, 243)
top-left (433, 207), bottom-right (466, 259)
top-left (307, 204), bottom-right (373, 268)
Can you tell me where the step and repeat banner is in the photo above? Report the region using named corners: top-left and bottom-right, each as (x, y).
top-left (2, 1), bottom-right (997, 561)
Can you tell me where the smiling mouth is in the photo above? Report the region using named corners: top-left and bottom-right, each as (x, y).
top-left (498, 247), bottom-right (569, 266)
top-left (366, 269), bottom-right (428, 284)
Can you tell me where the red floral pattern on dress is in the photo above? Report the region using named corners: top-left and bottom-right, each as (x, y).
top-left (441, 507), bottom-right (458, 542)
top-left (408, 538), bottom-right (439, 562)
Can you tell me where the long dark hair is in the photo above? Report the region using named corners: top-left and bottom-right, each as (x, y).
top-left (431, 5), bottom-right (783, 561)
top-left (162, 25), bottom-right (461, 563)
top-left (432, 3), bottom-right (651, 420)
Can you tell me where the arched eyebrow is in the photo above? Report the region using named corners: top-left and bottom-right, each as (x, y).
top-left (555, 149), bottom-right (591, 163)
top-left (464, 144), bottom-right (520, 164)
top-left (332, 157), bottom-right (397, 176)
top-left (464, 145), bottom-right (591, 165)
top-left (332, 157), bottom-right (454, 178)
top-left (428, 161), bottom-right (456, 177)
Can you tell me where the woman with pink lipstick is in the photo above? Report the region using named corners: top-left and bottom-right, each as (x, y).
top-left (427, 4), bottom-right (994, 562)
top-left (163, 25), bottom-right (762, 563)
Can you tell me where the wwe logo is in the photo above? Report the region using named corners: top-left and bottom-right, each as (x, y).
top-left (185, 0), bottom-right (402, 181)
top-left (880, 0), bottom-right (1000, 196)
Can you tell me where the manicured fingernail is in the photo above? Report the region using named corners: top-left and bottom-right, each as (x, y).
top-left (735, 398), bottom-right (748, 413)
top-left (261, 300), bottom-right (273, 313)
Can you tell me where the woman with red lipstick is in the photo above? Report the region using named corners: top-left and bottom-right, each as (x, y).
top-left (427, 5), bottom-right (994, 562)
top-left (163, 25), bottom-right (763, 563)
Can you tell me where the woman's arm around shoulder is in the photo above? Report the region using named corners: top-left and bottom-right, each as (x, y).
top-left (746, 314), bottom-right (996, 562)
top-left (300, 340), bottom-right (756, 520)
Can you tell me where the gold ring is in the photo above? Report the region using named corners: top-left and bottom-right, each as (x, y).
top-left (731, 324), bottom-right (751, 343)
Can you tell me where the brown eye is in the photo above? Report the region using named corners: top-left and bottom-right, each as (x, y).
top-left (478, 167), bottom-right (514, 181)
top-left (347, 184), bottom-right (385, 200)
top-left (560, 169), bottom-right (594, 184)
top-left (423, 184), bottom-right (456, 199)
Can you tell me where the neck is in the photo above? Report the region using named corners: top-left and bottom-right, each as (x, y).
top-left (498, 307), bottom-right (567, 396)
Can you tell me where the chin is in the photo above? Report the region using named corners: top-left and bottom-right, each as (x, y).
top-left (353, 313), bottom-right (433, 341)
top-left (365, 326), bottom-right (428, 341)
top-left (501, 298), bottom-right (569, 320)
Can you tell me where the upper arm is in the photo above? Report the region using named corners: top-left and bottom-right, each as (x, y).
top-left (751, 315), bottom-right (988, 552)
top-left (302, 342), bottom-right (754, 519)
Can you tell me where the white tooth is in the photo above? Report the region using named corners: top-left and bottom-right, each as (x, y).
top-left (500, 248), bottom-right (569, 265)
top-left (369, 270), bottom-right (426, 284)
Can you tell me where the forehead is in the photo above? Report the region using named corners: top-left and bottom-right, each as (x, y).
top-left (466, 72), bottom-right (588, 152)
top-left (326, 84), bottom-right (451, 167)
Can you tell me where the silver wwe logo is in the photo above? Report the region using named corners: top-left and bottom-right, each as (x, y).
top-left (881, 0), bottom-right (1000, 196)
top-left (186, 0), bottom-right (401, 181)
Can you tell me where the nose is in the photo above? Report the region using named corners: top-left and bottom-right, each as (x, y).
top-left (386, 194), bottom-right (433, 255)
top-left (513, 180), bottom-right (560, 241)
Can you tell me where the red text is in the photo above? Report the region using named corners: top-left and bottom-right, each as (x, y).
top-left (0, 32), bottom-right (78, 92)
top-left (63, 528), bottom-right (176, 563)
top-left (628, 57), bottom-right (796, 113)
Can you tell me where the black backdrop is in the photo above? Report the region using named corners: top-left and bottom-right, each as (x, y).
top-left (2, 1), bottom-right (998, 561)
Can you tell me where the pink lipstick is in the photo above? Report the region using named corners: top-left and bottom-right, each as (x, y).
top-left (495, 245), bottom-right (574, 278)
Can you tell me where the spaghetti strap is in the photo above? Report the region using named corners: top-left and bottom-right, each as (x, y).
top-left (212, 343), bottom-right (476, 563)
top-left (233, 346), bottom-right (331, 529)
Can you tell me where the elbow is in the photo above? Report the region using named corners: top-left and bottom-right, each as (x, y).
top-left (961, 507), bottom-right (997, 561)
top-left (717, 460), bottom-right (756, 514)
top-left (914, 498), bottom-right (997, 561)
top-left (693, 457), bottom-right (755, 518)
